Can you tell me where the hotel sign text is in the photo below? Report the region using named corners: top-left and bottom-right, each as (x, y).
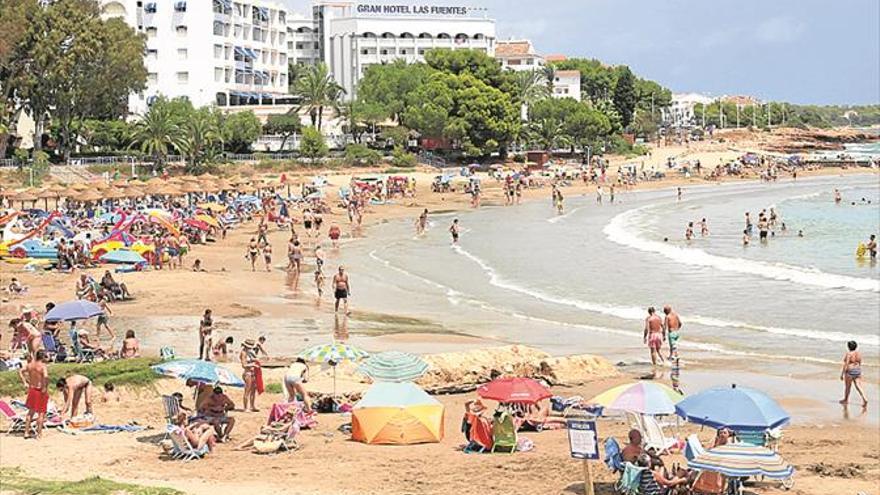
top-left (356, 4), bottom-right (471, 16)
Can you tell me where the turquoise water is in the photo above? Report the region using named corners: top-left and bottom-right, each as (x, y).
top-left (341, 175), bottom-right (880, 372)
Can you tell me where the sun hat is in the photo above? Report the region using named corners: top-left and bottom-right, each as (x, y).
top-left (242, 338), bottom-right (256, 349)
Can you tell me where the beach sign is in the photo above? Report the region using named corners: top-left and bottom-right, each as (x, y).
top-left (566, 420), bottom-right (598, 495)
top-left (567, 420), bottom-right (599, 460)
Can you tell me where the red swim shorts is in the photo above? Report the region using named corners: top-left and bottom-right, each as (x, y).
top-left (25, 387), bottom-right (49, 413)
top-left (648, 333), bottom-right (663, 351)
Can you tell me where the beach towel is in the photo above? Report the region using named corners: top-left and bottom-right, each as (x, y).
top-left (66, 424), bottom-right (147, 434)
top-left (255, 364), bottom-right (265, 394)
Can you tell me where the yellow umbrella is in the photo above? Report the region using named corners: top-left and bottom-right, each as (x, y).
top-left (197, 202), bottom-right (227, 213)
top-left (195, 214), bottom-right (220, 227)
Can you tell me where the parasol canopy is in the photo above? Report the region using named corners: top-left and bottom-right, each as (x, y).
top-left (356, 351), bottom-right (429, 383)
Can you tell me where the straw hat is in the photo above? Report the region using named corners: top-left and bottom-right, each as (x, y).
top-left (242, 339), bottom-right (256, 349)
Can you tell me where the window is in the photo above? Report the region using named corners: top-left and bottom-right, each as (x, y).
top-left (177, 48), bottom-right (188, 60)
top-left (214, 21), bottom-right (225, 36)
top-left (224, 45), bottom-right (232, 59)
top-left (214, 68), bottom-right (223, 82)
top-left (144, 2), bottom-right (156, 13)
top-left (176, 72), bottom-right (189, 84)
top-left (418, 48), bottom-right (426, 55)
top-left (176, 26), bottom-right (187, 37)
top-left (147, 73), bottom-right (158, 84)
top-left (146, 27), bottom-right (158, 38)
top-left (214, 44), bottom-right (223, 58)
top-left (174, 1), bottom-right (186, 12)
top-left (146, 49), bottom-right (158, 61)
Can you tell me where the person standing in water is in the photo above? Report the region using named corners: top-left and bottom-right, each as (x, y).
top-left (677, 187), bottom-right (683, 201)
top-left (416, 209), bottom-right (428, 235)
top-left (643, 307), bottom-right (665, 367)
top-left (834, 189), bottom-right (842, 204)
top-left (596, 185), bottom-right (603, 204)
top-left (745, 212), bottom-right (753, 236)
top-left (609, 184), bottom-right (616, 204)
top-left (840, 341), bottom-right (868, 407)
top-left (700, 218), bottom-right (709, 236)
top-left (663, 306), bottom-right (682, 360)
top-left (685, 222), bottom-right (694, 241)
top-left (867, 234), bottom-right (877, 261)
top-left (742, 229), bottom-right (750, 246)
top-left (449, 219), bottom-right (460, 245)
top-left (332, 266), bottom-right (351, 314)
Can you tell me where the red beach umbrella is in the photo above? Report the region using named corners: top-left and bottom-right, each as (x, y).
top-left (477, 377), bottom-right (551, 403)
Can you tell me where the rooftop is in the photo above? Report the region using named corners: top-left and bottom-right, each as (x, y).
top-left (544, 54), bottom-right (567, 62)
top-left (555, 70), bottom-right (580, 78)
top-left (495, 40), bottom-right (536, 58)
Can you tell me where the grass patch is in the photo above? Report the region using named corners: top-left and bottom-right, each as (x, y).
top-left (0, 358), bottom-right (159, 397)
top-left (382, 167), bottom-right (416, 174)
top-left (0, 468), bottom-right (183, 495)
top-left (264, 382), bottom-right (283, 394)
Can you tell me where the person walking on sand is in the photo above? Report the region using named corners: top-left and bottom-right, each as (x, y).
top-left (644, 307), bottom-right (665, 367)
top-left (663, 305), bottom-right (682, 360)
top-left (262, 242), bottom-right (273, 272)
top-left (95, 297), bottom-right (115, 340)
top-left (19, 350), bottom-right (49, 438)
top-left (449, 219), bottom-right (460, 244)
top-left (840, 341), bottom-right (868, 407)
top-left (246, 237), bottom-right (259, 271)
top-left (240, 339), bottom-right (260, 412)
top-left (315, 269), bottom-right (325, 299)
top-left (333, 266), bottom-right (351, 315)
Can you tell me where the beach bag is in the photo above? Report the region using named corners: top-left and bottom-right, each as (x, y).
top-left (253, 438), bottom-right (283, 454)
top-left (617, 463), bottom-right (645, 495)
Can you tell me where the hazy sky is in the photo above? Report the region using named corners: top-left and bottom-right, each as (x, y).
top-left (285, 0), bottom-right (880, 105)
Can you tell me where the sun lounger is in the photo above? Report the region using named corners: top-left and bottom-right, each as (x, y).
top-left (491, 411), bottom-right (517, 454)
top-left (41, 332), bottom-right (58, 361)
top-left (166, 425), bottom-right (209, 461)
top-left (9, 399), bottom-right (64, 428)
top-left (641, 414), bottom-right (679, 453)
top-left (0, 400), bottom-right (26, 432)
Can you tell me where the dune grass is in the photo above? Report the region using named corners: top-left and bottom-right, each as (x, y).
top-left (0, 468), bottom-right (183, 495)
top-left (0, 358), bottom-right (159, 396)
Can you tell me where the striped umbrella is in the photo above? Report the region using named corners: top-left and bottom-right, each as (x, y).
top-left (685, 434), bottom-right (795, 480)
top-left (357, 351), bottom-right (429, 383)
top-left (300, 343), bottom-right (369, 396)
top-left (588, 382), bottom-right (684, 415)
top-left (152, 359), bottom-right (245, 387)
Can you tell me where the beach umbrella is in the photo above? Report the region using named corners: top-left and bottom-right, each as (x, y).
top-left (100, 249), bottom-right (147, 265)
top-left (194, 214), bottom-right (220, 228)
top-left (71, 183), bottom-right (90, 191)
top-left (588, 382), bottom-right (684, 416)
top-left (197, 202), bottom-right (227, 213)
top-left (684, 435), bottom-right (795, 480)
top-left (152, 359), bottom-right (245, 387)
top-left (299, 343), bottom-right (369, 396)
top-left (36, 188), bottom-right (58, 209)
top-left (102, 188), bottom-right (125, 200)
top-left (357, 351), bottom-right (430, 383)
top-left (75, 190), bottom-right (102, 202)
top-left (45, 300), bottom-right (104, 322)
top-left (352, 382), bottom-right (444, 445)
top-left (124, 187), bottom-right (145, 198)
top-left (675, 384), bottom-right (790, 430)
top-left (477, 377), bottom-right (551, 404)
top-left (183, 218), bottom-right (210, 231)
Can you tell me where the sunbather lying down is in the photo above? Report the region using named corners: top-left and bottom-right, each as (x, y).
top-left (234, 412), bottom-right (300, 452)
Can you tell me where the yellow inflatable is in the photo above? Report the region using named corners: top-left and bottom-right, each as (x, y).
top-left (856, 243), bottom-right (867, 259)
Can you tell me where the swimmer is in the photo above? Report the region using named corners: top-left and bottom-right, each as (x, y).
top-left (449, 219), bottom-right (460, 244)
top-left (685, 222), bottom-right (694, 241)
top-left (867, 234), bottom-right (877, 261)
top-left (834, 189), bottom-right (842, 203)
top-left (742, 229), bottom-right (750, 246)
top-left (700, 218), bottom-right (709, 236)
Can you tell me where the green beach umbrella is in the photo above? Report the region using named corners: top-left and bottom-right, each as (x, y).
top-left (356, 351), bottom-right (429, 383)
top-left (299, 343), bottom-right (370, 396)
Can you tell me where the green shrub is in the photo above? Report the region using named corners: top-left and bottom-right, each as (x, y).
top-left (390, 146), bottom-right (417, 168)
top-left (0, 357), bottom-right (159, 396)
top-left (344, 143), bottom-right (383, 166)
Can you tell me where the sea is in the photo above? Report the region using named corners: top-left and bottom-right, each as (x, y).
top-left (343, 171), bottom-right (880, 375)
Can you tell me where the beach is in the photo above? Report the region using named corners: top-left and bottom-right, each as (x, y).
top-left (1, 131), bottom-right (879, 495)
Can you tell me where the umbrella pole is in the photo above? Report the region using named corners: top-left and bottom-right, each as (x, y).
top-left (333, 365), bottom-right (337, 398)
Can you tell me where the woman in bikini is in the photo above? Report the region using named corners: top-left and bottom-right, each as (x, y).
top-left (840, 340), bottom-right (868, 407)
top-left (246, 238), bottom-right (259, 271)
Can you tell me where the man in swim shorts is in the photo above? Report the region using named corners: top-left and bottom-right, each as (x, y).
top-left (332, 266), bottom-right (350, 314)
top-left (867, 234), bottom-right (877, 260)
top-left (644, 307), bottom-right (665, 366)
top-left (449, 219), bottom-right (460, 244)
top-left (663, 305), bottom-right (682, 360)
top-left (20, 350), bottom-right (49, 438)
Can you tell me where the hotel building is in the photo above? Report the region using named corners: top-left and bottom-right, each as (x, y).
top-left (495, 39), bottom-right (544, 72)
top-left (100, 0), bottom-right (292, 115)
top-left (311, 2), bottom-right (496, 99)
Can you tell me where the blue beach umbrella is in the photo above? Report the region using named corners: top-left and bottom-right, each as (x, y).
top-left (675, 384), bottom-right (790, 430)
top-left (45, 300), bottom-right (104, 322)
top-left (100, 249), bottom-right (146, 265)
top-left (152, 359), bottom-right (245, 387)
top-left (357, 351), bottom-right (429, 383)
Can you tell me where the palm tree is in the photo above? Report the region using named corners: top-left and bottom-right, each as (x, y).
top-left (292, 63), bottom-right (345, 131)
top-left (541, 65), bottom-right (556, 96)
top-left (528, 117), bottom-right (564, 152)
top-left (514, 70), bottom-right (549, 106)
top-left (180, 110), bottom-right (221, 170)
top-left (129, 104), bottom-right (185, 169)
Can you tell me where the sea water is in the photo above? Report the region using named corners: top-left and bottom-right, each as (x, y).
top-left (343, 174), bottom-right (880, 371)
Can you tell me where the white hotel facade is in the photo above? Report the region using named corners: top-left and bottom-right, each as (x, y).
top-left (98, 1), bottom-right (498, 114)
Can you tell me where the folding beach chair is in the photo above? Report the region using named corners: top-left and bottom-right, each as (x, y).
top-left (41, 332), bottom-right (58, 362)
top-left (732, 428), bottom-right (767, 447)
top-left (616, 462), bottom-right (646, 495)
top-left (0, 400), bottom-right (26, 433)
top-left (603, 437), bottom-right (624, 473)
top-left (68, 329), bottom-right (95, 363)
top-left (166, 425), bottom-right (209, 462)
top-left (490, 411), bottom-right (517, 454)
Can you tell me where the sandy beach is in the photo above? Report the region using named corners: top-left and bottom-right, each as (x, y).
top-left (1, 130), bottom-right (878, 495)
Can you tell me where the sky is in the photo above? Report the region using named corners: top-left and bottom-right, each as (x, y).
top-left (284, 0), bottom-right (880, 105)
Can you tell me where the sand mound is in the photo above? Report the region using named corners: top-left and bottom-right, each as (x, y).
top-left (418, 345), bottom-right (618, 393)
